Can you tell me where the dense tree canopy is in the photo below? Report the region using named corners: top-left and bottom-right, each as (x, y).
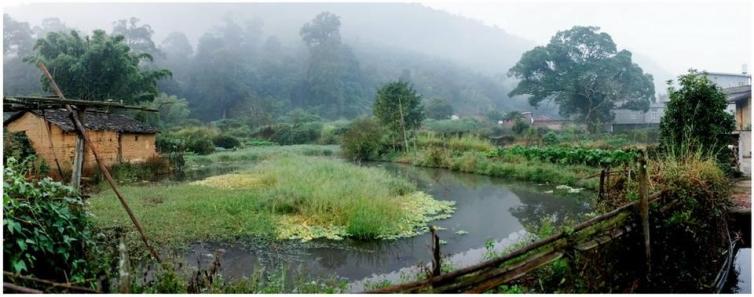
top-left (660, 71), bottom-right (735, 159)
top-left (373, 81), bottom-right (424, 148)
top-left (299, 12), bottom-right (368, 119)
top-left (508, 26), bottom-right (655, 132)
top-left (28, 29), bottom-right (171, 103)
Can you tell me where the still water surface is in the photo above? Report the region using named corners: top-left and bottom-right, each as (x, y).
top-left (180, 163), bottom-right (590, 290)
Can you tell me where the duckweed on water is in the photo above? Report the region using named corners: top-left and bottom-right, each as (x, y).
top-left (190, 174), bottom-right (269, 189)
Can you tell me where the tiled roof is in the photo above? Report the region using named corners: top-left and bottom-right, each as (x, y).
top-left (5, 109), bottom-right (158, 134)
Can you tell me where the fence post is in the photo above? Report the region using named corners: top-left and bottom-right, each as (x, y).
top-left (598, 168), bottom-right (606, 200)
top-left (638, 150), bottom-right (651, 279)
top-left (431, 226), bottom-right (442, 277)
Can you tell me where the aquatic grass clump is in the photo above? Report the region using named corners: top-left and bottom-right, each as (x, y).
top-left (88, 153), bottom-right (455, 245)
top-left (416, 132), bottom-right (494, 153)
top-left (184, 145), bottom-right (339, 166)
top-left (251, 155), bottom-right (455, 241)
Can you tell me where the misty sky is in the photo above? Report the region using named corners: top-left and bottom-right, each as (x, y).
top-left (3, 0), bottom-right (752, 77)
top-left (427, 0), bottom-right (752, 75)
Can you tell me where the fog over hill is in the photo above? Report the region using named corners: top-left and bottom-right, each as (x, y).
top-left (5, 2), bottom-right (673, 119)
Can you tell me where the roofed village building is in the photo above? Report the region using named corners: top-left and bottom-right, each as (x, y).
top-left (4, 109), bottom-right (158, 178)
top-left (610, 70), bottom-right (751, 132)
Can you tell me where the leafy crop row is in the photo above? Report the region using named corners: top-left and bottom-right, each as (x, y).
top-left (487, 145), bottom-right (639, 167)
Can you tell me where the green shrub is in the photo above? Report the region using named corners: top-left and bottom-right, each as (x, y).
top-left (423, 118), bottom-right (483, 136)
top-left (3, 158), bottom-right (109, 285)
top-left (660, 70), bottom-right (735, 168)
top-left (213, 135), bottom-right (241, 149)
top-left (3, 131), bottom-right (36, 164)
top-left (157, 126), bottom-right (218, 155)
top-left (111, 156), bottom-right (172, 183)
top-left (543, 132), bottom-right (559, 145)
top-left (341, 117), bottom-right (388, 161)
top-left (156, 133), bottom-right (185, 153)
top-left (253, 122), bottom-right (323, 145)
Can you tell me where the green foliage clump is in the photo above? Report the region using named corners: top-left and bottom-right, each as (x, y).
top-left (3, 131), bottom-right (36, 164)
top-left (111, 156), bottom-right (172, 183)
top-left (157, 126), bottom-right (218, 155)
top-left (659, 70), bottom-right (735, 168)
top-left (318, 120), bottom-right (349, 145)
top-left (489, 146), bottom-right (639, 167)
top-left (422, 118), bottom-right (484, 136)
top-left (3, 158), bottom-right (108, 285)
top-left (373, 81), bottom-right (425, 146)
top-left (543, 131), bottom-right (560, 145)
top-left (140, 93), bottom-right (192, 128)
top-left (508, 26), bottom-right (654, 132)
top-left (341, 117), bottom-right (388, 161)
top-left (257, 122), bottom-right (323, 145)
top-left (645, 151), bottom-right (732, 290)
top-left (28, 29), bottom-right (170, 104)
top-left (417, 132), bottom-right (495, 153)
top-left (212, 134), bottom-right (241, 149)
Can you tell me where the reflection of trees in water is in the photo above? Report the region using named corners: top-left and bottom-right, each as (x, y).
top-left (380, 163), bottom-right (487, 190)
top-left (508, 188), bottom-right (590, 234)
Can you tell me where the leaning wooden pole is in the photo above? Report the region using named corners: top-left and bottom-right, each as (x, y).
top-left (37, 62), bottom-right (161, 262)
top-left (638, 150), bottom-right (651, 279)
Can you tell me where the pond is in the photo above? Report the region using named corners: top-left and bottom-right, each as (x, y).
top-left (178, 162), bottom-right (591, 291)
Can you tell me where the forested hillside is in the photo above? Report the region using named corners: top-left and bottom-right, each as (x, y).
top-left (3, 3), bottom-right (551, 122)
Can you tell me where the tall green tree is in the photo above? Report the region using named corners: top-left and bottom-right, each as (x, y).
top-left (373, 81), bottom-right (424, 149)
top-left (659, 70), bottom-right (735, 161)
top-left (508, 26), bottom-right (655, 132)
top-left (300, 12), bottom-right (367, 119)
top-left (28, 29), bottom-right (171, 103)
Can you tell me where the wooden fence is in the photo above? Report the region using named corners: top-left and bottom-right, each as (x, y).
top-left (369, 154), bottom-right (661, 293)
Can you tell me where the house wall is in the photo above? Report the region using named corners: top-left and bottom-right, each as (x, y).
top-left (6, 112), bottom-right (77, 178)
top-left (120, 133), bottom-right (157, 163)
top-left (5, 112), bottom-right (157, 179)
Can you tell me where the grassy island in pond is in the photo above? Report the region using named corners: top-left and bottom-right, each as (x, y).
top-left (88, 154), bottom-right (455, 245)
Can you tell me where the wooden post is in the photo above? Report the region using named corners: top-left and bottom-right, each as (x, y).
top-left (598, 168), bottom-right (606, 200)
top-left (70, 125), bottom-right (84, 191)
top-left (431, 226), bottom-right (442, 277)
top-left (638, 150), bottom-right (651, 278)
